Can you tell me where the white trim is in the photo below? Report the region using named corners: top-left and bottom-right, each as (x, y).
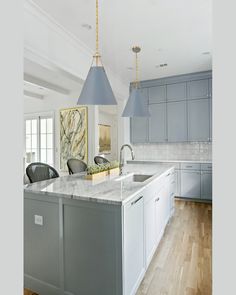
top-left (24, 0), bottom-right (93, 57)
top-left (24, 111), bottom-right (55, 166)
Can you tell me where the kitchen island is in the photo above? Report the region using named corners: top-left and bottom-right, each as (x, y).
top-left (24, 163), bottom-right (175, 295)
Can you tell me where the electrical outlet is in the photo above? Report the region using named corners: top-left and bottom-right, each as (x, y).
top-left (34, 215), bottom-right (43, 226)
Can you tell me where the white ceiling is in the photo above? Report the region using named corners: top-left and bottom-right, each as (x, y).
top-left (31, 0), bottom-right (212, 85)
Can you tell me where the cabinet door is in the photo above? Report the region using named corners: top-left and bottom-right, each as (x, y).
top-left (154, 193), bottom-right (163, 246)
top-left (130, 117), bottom-right (148, 143)
top-left (149, 103), bottom-right (167, 142)
top-left (187, 79), bottom-right (209, 99)
top-left (201, 172), bottom-right (212, 200)
top-left (167, 82), bottom-right (187, 102)
top-left (124, 195), bottom-right (145, 295)
top-left (130, 88), bottom-right (148, 143)
top-left (167, 101), bottom-right (187, 142)
top-left (209, 78), bottom-right (212, 98)
top-left (149, 85), bottom-right (166, 104)
top-left (144, 197), bottom-right (156, 267)
top-left (209, 99), bottom-right (212, 141)
top-left (180, 170), bottom-right (201, 198)
top-left (188, 99), bottom-right (210, 141)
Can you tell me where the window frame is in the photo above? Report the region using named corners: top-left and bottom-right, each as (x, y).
top-left (24, 111), bottom-right (55, 168)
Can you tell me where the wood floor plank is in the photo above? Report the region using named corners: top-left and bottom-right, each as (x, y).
top-left (137, 200), bottom-right (212, 295)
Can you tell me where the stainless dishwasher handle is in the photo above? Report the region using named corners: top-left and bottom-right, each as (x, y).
top-left (186, 165), bottom-right (193, 168)
top-left (131, 196), bottom-right (143, 206)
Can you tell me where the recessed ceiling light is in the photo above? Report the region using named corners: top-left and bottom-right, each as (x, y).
top-left (202, 51), bottom-right (210, 55)
top-left (81, 23), bottom-right (92, 30)
top-left (127, 67), bottom-right (133, 70)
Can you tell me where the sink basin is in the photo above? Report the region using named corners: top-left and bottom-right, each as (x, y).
top-left (131, 174), bottom-right (153, 182)
top-left (115, 173), bottom-right (153, 182)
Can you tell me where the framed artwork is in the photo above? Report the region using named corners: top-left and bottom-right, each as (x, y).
top-left (99, 124), bottom-right (111, 154)
top-left (60, 107), bottom-right (88, 171)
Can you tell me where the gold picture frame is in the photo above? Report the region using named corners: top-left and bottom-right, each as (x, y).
top-left (60, 107), bottom-right (88, 171)
top-left (99, 124), bottom-right (111, 154)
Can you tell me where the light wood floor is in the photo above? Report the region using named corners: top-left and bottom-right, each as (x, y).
top-left (136, 200), bottom-right (212, 295)
top-left (24, 289), bottom-right (38, 295)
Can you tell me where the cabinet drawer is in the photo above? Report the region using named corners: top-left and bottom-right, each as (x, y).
top-left (201, 163), bottom-right (212, 171)
top-left (181, 163), bottom-right (201, 170)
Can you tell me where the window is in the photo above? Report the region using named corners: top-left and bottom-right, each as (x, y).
top-left (24, 113), bottom-right (54, 168)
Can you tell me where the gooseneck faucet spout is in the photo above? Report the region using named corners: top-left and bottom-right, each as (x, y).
top-left (119, 144), bottom-right (135, 175)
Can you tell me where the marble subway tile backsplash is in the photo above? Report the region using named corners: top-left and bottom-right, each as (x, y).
top-left (132, 142), bottom-right (212, 161)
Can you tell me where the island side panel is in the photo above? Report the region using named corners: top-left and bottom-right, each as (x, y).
top-left (24, 192), bottom-right (61, 295)
top-left (63, 198), bottom-right (123, 295)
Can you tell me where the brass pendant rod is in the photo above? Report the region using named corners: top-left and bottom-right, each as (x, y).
top-left (135, 52), bottom-right (139, 87)
top-left (95, 0), bottom-right (100, 66)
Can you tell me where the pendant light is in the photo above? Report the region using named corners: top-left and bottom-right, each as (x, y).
top-left (122, 46), bottom-right (150, 117)
top-left (77, 0), bottom-right (117, 105)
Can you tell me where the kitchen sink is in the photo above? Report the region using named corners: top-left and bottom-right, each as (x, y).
top-left (115, 173), bottom-right (153, 182)
top-left (131, 174), bottom-right (153, 182)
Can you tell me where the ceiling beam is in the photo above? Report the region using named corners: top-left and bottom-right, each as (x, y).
top-left (24, 90), bottom-right (44, 100)
top-left (24, 73), bottom-right (70, 95)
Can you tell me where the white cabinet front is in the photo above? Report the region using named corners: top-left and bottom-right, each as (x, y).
top-left (123, 195), bottom-right (145, 295)
top-left (144, 196), bottom-right (157, 267)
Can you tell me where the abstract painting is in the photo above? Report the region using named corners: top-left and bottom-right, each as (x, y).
top-left (99, 124), bottom-right (111, 154)
top-left (60, 107), bottom-right (88, 170)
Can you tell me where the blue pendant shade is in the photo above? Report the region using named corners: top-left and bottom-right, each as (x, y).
top-left (122, 88), bottom-right (150, 117)
top-left (77, 66), bottom-right (117, 105)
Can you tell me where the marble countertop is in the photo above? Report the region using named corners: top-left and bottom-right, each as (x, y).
top-left (127, 159), bottom-right (212, 164)
top-left (24, 163), bottom-right (174, 206)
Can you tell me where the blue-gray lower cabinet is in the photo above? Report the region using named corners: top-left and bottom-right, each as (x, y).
top-left (167, 101), bottom-right (187, 142)
top-left (24, 199), bottom-right (61, 294)
top-left (180, 170), bottom-right (201, 199)
top-left (209, 78), bottom-right (212, 97)
top-left (149, 103), bottom-right (167, 142)
top-left (201, 172), bottom-right (212, 200)
top-left (187, 79), bottom-right (209, 99)
top-left (187, 99), bottom-right (210, 141)
top-left (209, 99), bottom-right (212, 141)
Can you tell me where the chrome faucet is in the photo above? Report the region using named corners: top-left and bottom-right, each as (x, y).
top-left (119, 144), bottom-right (135, 175)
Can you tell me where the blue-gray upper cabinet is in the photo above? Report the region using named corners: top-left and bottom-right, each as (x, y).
top-left (187, 99), bottom-right (210, 141)
top-left (149, 85), bottom-right (166, 104)
top-left (149, 103), bottom-right (167, 142)
top-left (166, 82), bottom-right (187, 102)
top-left (187, 79), bottom-right (209, 99)
top-left (167, 101), bottom-right (187, 142)
top-left (130, 88), bottom-right (148, 143)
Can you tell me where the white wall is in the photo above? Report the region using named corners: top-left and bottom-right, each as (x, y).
top-left (24, 89), bottom-right (99, 172)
